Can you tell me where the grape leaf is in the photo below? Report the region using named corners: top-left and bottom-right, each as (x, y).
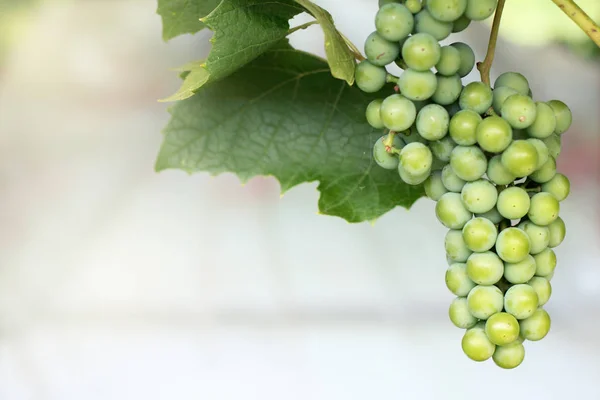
top-left (157, 0), bottom-right (221, 41)
top-left (294, 0), bottom-right (355, 85)
top-left (156, 46), bottom-right (423, 223)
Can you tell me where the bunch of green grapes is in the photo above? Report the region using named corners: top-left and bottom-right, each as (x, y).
top-left (360, 0), bottom-right (572, 369)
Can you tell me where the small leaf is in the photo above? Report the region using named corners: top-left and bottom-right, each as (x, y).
top-left (160, 65), bottom-right (210, 102)
top-left (157, 0), bottom-right (221, 41)
top-left (294, 0), bottom-right (356, 85)
top-left (156, 46), bottom-right (422, 223)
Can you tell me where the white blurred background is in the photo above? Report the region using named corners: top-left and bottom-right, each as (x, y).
top-left (0, 0), bottom-right (599, 399)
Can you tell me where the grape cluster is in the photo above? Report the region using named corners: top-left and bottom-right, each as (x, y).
top-left (360, 0), bottom-right (572, 369)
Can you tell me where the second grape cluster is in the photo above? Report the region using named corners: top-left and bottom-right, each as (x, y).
top-left (360, 0), bottom-right (572, 369)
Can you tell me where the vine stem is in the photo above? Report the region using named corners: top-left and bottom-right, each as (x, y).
top-left (287, 20), bottom-right (319, 35)
top-left (477, 0), bottom-right (506, 85)
top-left (550, 0), bottom-right (600, 48)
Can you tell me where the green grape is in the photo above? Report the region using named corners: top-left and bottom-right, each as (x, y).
top-left (528, 277), bottom-right (552, 307)
top-left (379, 0), bottom-right (401, 6)
top-left (476, 115), bottom-right (512, 153)
top-left (547, 100), bottom-right (572, 134)
top-left (452, 15), bottom-right (471, 32)
top-left (526, 138), bottom-right (549, 169)
top-left (462, 323), bottom-right (496, 361)
top-left (446, 263), bottom-right (477, 296)
top-left (450, 145), bottom-right (487, 181)
top-left (485, 312), bottom-right (520, 346)
top-left (435, 192), bottom-right (473, 229)
top-left (399, 142), bottom-right (433, 176)
top-left (449, 297), bottom-right (478, 329)
top-left (487, 155), bottom-right (516, 186)
top-left (519, 308), bottom-right (551, 341)
top-left (355, 60), bottom-right (388, 93)
top-left (543, 135), bottom-right (562, 160)
top-left (519, 221), bottom-right (550, 255)
top-left (431, 136), bottom-right (456, 162)
top-left (402, 33), bottom-right (441, 71)
top-left (416, 104), bottom-right (449, 141)
top-left (364, 31), bottom-right (401, 66)
top-left (398, 69), bottom-right (437, 101)
top-left (504, 284), bottom-right (539, 320)
top-left (436, 46), bottom-right (461, 76)
top-left (375, 3), bottom-right (415, 42)
top-left (445, 229), bottom-right (473, 263)
top-left (496, 187), bottom-right (530, 219)
top-left (501, 94), bottom-right (537, 129)
top-left (476, 207), bottom-right (503, 224)
top-left (464, 0), bottom-right (498, 21)
top-left (547, 217), bottom-right (566, 248)
top-left (501, 140), bottom-right (539, 178)
top-left (373, 135), bottom-right (404, 170)
top-left (467, 285), bottom-right (504, 320)
top-left (541, 173), bottom-right (570, 202)
top-left (504, 255), bottom-right (536, 284)
top-left (492, 86), bottom-right (518, 114)
top-left (462, 217), bottom-right (498, 252)
top-left (450, 42), bottom-right (475, 78)
top-left (449, 110), bottom-right (481, 146)
top-left (366, 99), bottom-right (385, 129)
top-left (380, 94), bottom-right (417, 131)
top-left (426, 0), bottom-right (467, 22)
top-left (526, 102), bottom-right (557, 139)
top-left (445, 101), bottom-right (462, 117)
top-left (461, 179), bottom-right (497, 214)
top-left (496, 227), bottom-right (531, 263)
top-left (528, 192), bottom-right (560, 226)
top-left (530, 156), bottom-right (557, 183)
top-left (466, 251), bottom-right (503, 284)
top-left (398, 163), bottom-right (430, 185)
top-left (424, 170), bottom-right (448, 200)
top-left (441, 164), bottom-right (466, 192)
top-left (494, 71), bottom-right (530, 96)
top-left (493, 342), bottom-right (525, 369)
top-left (459, 82), bottom-right (493, 114)
top-left (406, 0), bottom-right (422, 13)
top-left (533, 248), bottom-right (557, 278)
top-left (432, 74), bottom-right (462, 105)
top-left (413, 9), bottom-right (453, 40)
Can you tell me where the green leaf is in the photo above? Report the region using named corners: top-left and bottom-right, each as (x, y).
top-left (161, 64), bottom-right (210, 102)
top-left (157, 0), bottom-right (221, 41)
top-left (156, 46), bottom-right (423, 223)
top-left (294, 0), bottom-right (355, 85)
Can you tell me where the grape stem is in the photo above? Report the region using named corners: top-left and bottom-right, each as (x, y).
top-left (386, 73), bottom-right (400, 84)
top-left (287, 20), bottom-right (319, 35)
top-left (383, 130), bottom-right (397, 149)
top-left (477, 0), bottom-right (506, 86)
top-left (550, 0), bottom-right (600, 48)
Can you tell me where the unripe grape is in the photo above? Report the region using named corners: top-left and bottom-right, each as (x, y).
top-left (355, 60), bottom-right (387, 93)
top-left (464, 0), bottom-right (498, 21)
top-left (436, 192), bottom-right (472, 229)
top-left (432, 74), bottom-right (462, 105)
top-left (519, 308), bottom-right (551, 341)
top-left (459, 82), bottom-right (493, 114)
top-left (487, 155), bottom-right (516, 186)
top-left (402, 33), bottom-right (441, 71)
top-left (467, 285), bottom-right (504, 320)
top-left (413, 9), bottom-right (453, 40)
top-left (485, 312), bottom-right (520, 345)
top-left (450, 42), bottom-right (475, 77)
top-left (543, 134), bottom-right (562, 159)
top-left (398, 69), bottom-right (438, 101)
top-left (416, 104), bottom-right (449, 141)
top-left (445, 229), bottom-right (473, 263)
top-left (424, 170), bottom-right (448, 200)
top-left (450, 145), bottom-right (487, 181)
top-left (426, 0), bottom-right (467, 22)
top-left (449, 297), bottom-right (479, 329)
top-left (494, 71), bottom-right (530, 96)
top-left (380, 94), bottom-right (417, 131)
top-left (446, 263), bottom-right (477, 296)
top-left (528, 192), bottom-right (560, 226)
top-left (441, 164), bottom-right (466, 192)
top-left (476, 115), bottom-right (512, 153)
top-left (501, 140), bottom-right (539, 178)
top-left (547, 217), bottom-right (566, 248)
top-left (449, 109), bottom-right (481, 146)
top-left (496, 187), bottom-right (530, 220)
top-left (528, 277), bottom-right (552, 307)
top-left (398, 163), bottom-right (430, 185)
top-left (504, 284), bottom-right (539, 320)
top-left (436, 45), bottom-right (461, 76)
top-left (452, 15), bottom-right (471, 32)
top-left (462, 217), bottom-right (498, 252)
top-left (462, 322), bottom-right (496, 361)
top-left (541, 173), bottom-right (570, 202)
top-left (460, 179), bottom-right (497, 214)
top-left (533, 248), bottom-right (557, 278)
top-left (476, 207), bottom-right (503, 224)
top-left (501, 94), bottom-right (537, 129)
top-left (375, 3), bottom-right (414, 42)
top-left (430, 136), bottom-right (456, 162)
top-left (493, 342), bottom-right (525, 369)
top-left (526, 138), bottom-right (549, 169)
top-left (399, 142), bottom-right (433, 176)
top-left (526, 102), bottom-right (557, 139)
top-left (504, 255), bottom-right (536, 284)
top-left (519, 221), bottom-right (550, 255)
top-left (366, 99), bottom-right (385, 129)
top-left (530, 156), bottom-right (557, 183)
top-left (492, 86), bottom-right (518, 114)
top-left (405, 0), bottom-right (422, 13)
top-left (466, 251), bottom-right (503, 284)
top-left (373, 135), bottom-right (404, 170)
top-left (496, 227), bottom-right (531, 263)
top-left (364, 31), bottom-right (400, 66)
top-left (547, 100), bottom-right (572, 134)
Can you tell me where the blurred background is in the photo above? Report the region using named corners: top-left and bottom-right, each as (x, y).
top-left (0, 0), bottom-right (599, 398)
